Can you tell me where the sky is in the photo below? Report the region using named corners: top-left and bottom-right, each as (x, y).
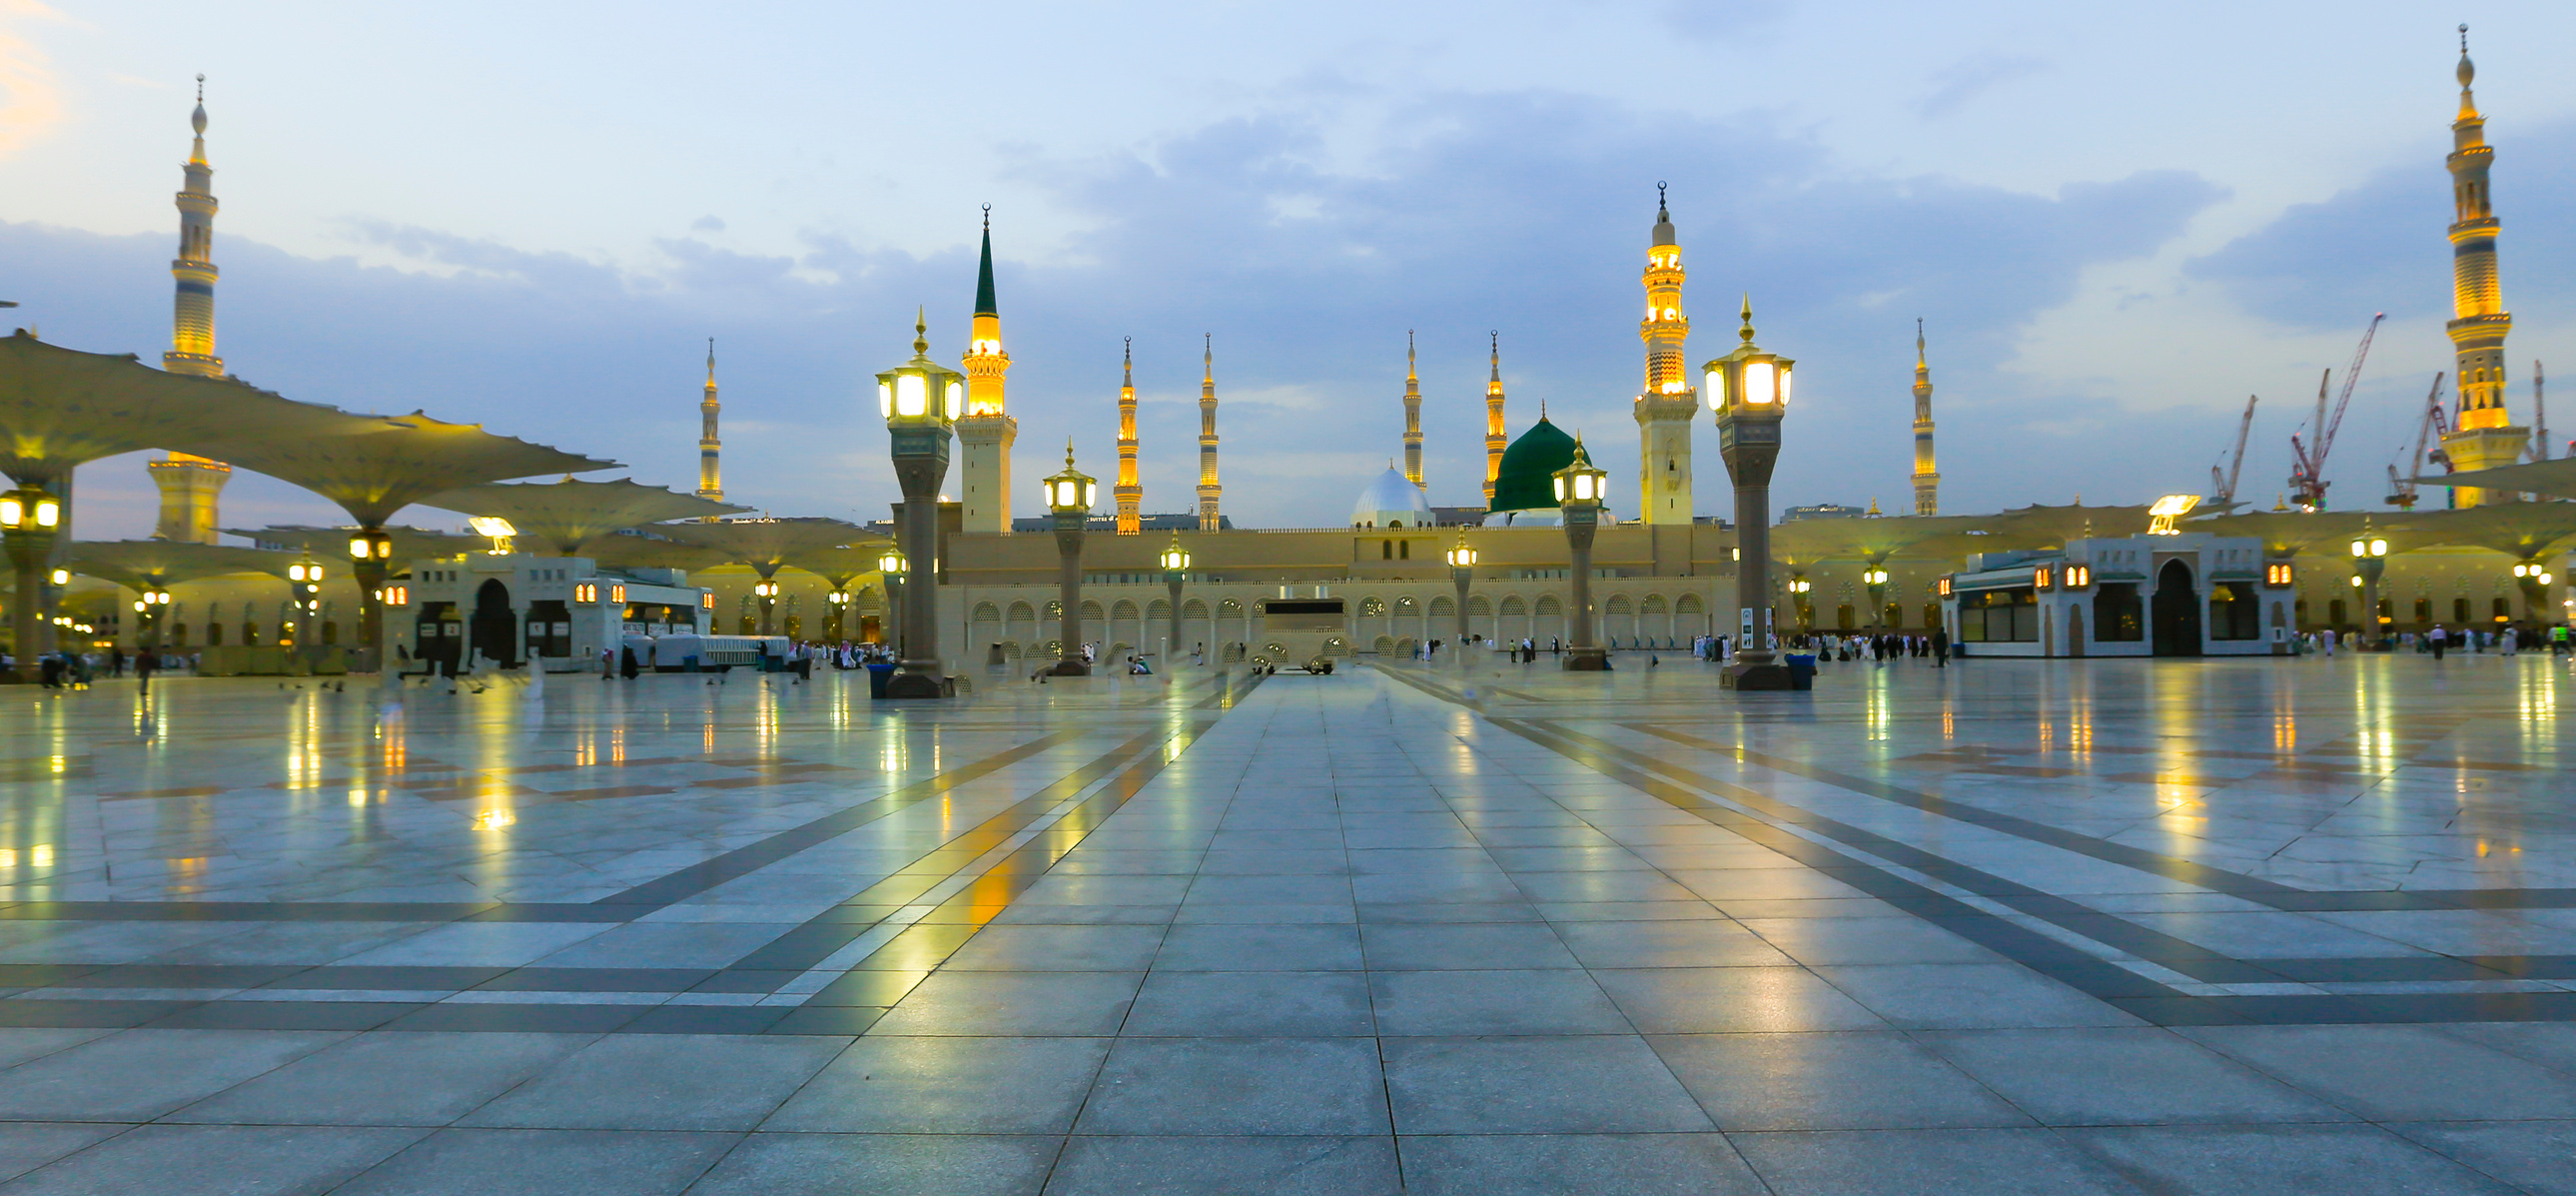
top-left (8, 0), bottom-right (2576, 539)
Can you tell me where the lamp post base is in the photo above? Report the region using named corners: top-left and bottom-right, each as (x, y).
top-left (1043, 660), bottom-right (1091, 677)
top-left (884, 671), bottom-right (953, 698)
top-left (1721, 661), bottom-right (1796, 690)
top-left (1562, 647), bottom-right (1612, 671)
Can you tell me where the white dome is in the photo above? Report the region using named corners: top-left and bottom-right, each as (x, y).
top-left (1351, 467), bottom-right (1433, 528)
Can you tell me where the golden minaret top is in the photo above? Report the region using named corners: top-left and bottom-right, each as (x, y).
top-left (1116, 338), bottom-right (1142, 534)
top-left (1401, 331), bottom-right (1424, 491)
top-left (1483, 332), bottom-right (1506, 508)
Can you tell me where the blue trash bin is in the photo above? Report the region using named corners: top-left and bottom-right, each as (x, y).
top-left (865, 660), bottom-right (895, 698)
top-left (1784, 653), bottom-right (1817, 690)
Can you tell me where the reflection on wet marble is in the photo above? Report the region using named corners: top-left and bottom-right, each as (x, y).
top-left (0, 652), bottom-right (2570, 1192)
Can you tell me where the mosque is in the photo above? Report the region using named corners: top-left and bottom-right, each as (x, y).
top-left (53, 37), bottom-right (2576, 664)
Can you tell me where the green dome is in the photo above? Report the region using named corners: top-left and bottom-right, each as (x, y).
top-left (1489, 417), bottom-right (1579, 513)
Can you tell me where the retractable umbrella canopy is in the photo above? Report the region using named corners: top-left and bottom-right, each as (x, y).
top-left (205, 412), bottom-right (617, 529)
top-left (65, 540), bottom-right (292, 591)
top-left (0, 330), bottom-right (380, 486)
top-left (227, 525), bottom-right (481, 565)
top-left (421, 478), bottom-right (749, 556)
top-left (781, 540), bottom-right (895, 588)
top-left (583, 533), bottom-right (737, 575)
top-left (657, 518), bottom-right (873, 578)
top-left (2413, 458), bottom-right (2576, 503)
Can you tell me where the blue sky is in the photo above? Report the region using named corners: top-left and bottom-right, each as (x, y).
top-left (6, 1), bottom-right (2576, 536)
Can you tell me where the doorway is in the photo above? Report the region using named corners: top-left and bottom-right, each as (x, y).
top-left (470, 579), bottom-right (517, 667)
top-left (2150, 560), bottom-right (2201, 656)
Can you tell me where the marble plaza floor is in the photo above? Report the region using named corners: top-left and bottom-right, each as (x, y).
top-left (0, 649), bottom-right (2570, 1193)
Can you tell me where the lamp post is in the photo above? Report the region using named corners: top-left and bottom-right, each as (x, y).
top-left (1788, 576), bottom-right (1813, 631)
top-left (876, 549), bottom-right (906, 652)
top-left (752, 578), bottom-right (780, 635)
top-left (135, 586), bottom-right (171, 650)
top-left (1706, 295), bottom-right (1796, 689)
top-left (2512, 560), bottom-right (2556, 623)
top-left (1044, 443), bottom-right (1098, 676)
top-left (2349, 531), bottom-right (2388, 649)
top-left (1159, 532), bottom-right (1190, 668)
top-left (287, 556), bottom-right (324, 657)
top-left (1863, 566), bottom-right (1890, 627)
top-left (825, 588), bottom-right (851, 641)
top-left (878, 311), bottom-right (962, 698)
top-left (1446, 534), bottom-right (1478, 654)
top-left (349, 529), bottom-right (393, 668)
top-left (2, 485), bottom-right (62, 682)
top-left (1552, 438), bottom-right (1611, 671)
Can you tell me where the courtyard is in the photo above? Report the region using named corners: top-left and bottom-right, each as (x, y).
top-left (0, 652), bottom-right (2568, 1193)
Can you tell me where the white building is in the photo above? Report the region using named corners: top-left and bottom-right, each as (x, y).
top-left (399, 554), bottom-right (713, 672)
top-left (1941, 534), bottom-right (2288, 658)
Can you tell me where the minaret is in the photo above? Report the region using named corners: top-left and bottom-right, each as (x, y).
top-left (2439, 25), bottom-right (2529, 506)
top-left (696, 339), bottom-right (724, 518)
top-left (149, 74), bottom-right (232, 545)
top-left (1911, 320), bottom-right (1940, 516)
top-left (1401, 332), bottom-right (1424, 491)
top-left (1115, 338), bottom-right (1142, 534)
top-left (1633, 184), bottom-right (1696, 525)
top-left (955, 206), bottom-right (1019, 532)
top-left (1197, 336), bottom-right (1222, 531)
top-left (1484, 332), bottom-right (1506, 507)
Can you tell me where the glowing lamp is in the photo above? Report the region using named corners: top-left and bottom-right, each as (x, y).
top-left (1445, 538), bottom-right (1478, 570)
top-left (1159, 536), bottom-right (1192, 574)
top-left (1045, 444), bottom-right (1098, 515)
top-left (878, 549), bottom-right (907, 577)
top-left (48, 568), bottom-right (67, 587)
top-left (876, 311), bottom-right (965, 436)
top-left (1551, 438), bottom-right (1607, 507)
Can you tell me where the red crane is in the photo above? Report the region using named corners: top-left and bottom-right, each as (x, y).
top-left (2287, 313), bottom-right (2384, 510)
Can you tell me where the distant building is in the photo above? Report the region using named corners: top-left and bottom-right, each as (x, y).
top-left (1782, 504), bottom-right (1865, 522)
top-left (1011, 512), bottom-right (1227, 534)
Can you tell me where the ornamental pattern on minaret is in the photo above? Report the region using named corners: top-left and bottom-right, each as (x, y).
top-left (1401, 332), bottom-right (1424, 491)
top-left (2436, 25), bottom-right (2531, 505)
top-left (1911, 320), bottom-right (1940, 517)
top-left (1198, 336), bottom-right (1222, 532)
top-left (166, 76), bottom-right (221, 379)
top-left (1633, 184), bottom-right (1697, 525)
top-left (150, 74), bottom-right (234, 546)
top-left (955, 207), bottom-right (1020, 534)
top-left (2446, 25), bottom-right (2511, 430)
top-left (698, 339), bottom-right (724, 511)
top-left (1116, 338), bottom-right (1143, 535)
top-left (1484, 332), bottom-right (1506, 508)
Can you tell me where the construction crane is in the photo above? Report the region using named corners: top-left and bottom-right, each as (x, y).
top-left (2209, 395), bottom-right (2257, 508)
top-left (2386, 373), bottom-right (2450, 510)
top-left (2286, 312), bottom-right (2384, 511)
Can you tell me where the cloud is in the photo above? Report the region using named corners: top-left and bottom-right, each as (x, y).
top-left (1915, 53), bottom-right (2048, 119)
top-left (0, 1), bottom-right (65, 159)
top-left (9, 85), bottom-right (2222, 538)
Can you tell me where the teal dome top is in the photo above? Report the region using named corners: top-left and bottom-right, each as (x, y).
top-left (1488, 417), bottom-right (1579, 513)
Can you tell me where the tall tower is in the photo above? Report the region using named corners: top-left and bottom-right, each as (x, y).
top-left (1485, 332), bottom-right (1506, 507)
top-left (150, 75), bottom-right (232, 545)
top-left (1633, 184), bottom-right (1696, 525)
top-left (696, 339), bottom-right (724, 516)
top-left (955, 207), bottom-right (1019, 532)
top-left (1197, 336), bottom-right (1222, 531)
top-left (1401, 332), bottom-right (1424, 491)
top-left (1115, 338), bottom-right (1142, 535)
top-left (2439, 26), bottom-right (2529, 505)
top-left (1911, 320), bottom-right (1940, 516)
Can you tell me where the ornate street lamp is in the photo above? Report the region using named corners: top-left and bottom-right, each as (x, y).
top-left (1862, 566), bottom-right (1890, 626)
top-left (1159, 532), bottom-right (1191, 668)
top-left (1706, 295), bottom-right (1796, 689)
top-left (751, 578), bottom-right (781, 635)
top-left (2511, 560), bottom-right (2556, 622)
top-left (825, 588), bottom-right (851, 641)
top-left (1043, 442), bottom-right (1098, 676)
top-left (2349, 530), bottom-right (2388, 649)
top-left (878, 311), bottom-right (962, 697)
top-left (1, 484), bottom-right (62, 682)
top-left (287, 556), bottom-right (324, 653)
top-left (134, 586), bottom-right (172, 649)
top-left (876, 548), bottom-right (907, 652)
top-left (347, 529), bottom-right (394, 661)
top-left (1788, 575), bottom-right (1814, 630)
top-left (1552, 438), bottom-right (1610, 670)
top-left (1445, 534), bottom-right (1478, 653)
